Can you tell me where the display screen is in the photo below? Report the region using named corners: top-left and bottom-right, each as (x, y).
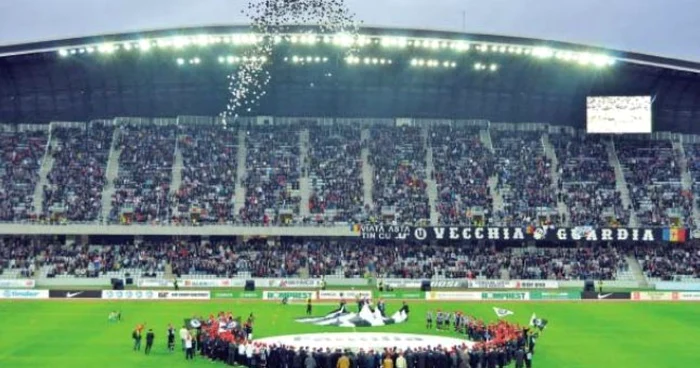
top-left (586, 96), bottom-right (652, 134)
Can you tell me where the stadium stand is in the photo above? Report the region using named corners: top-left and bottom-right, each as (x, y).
top-left (109, 124), bottom-right (177, 224)
top-left (616, 138), bottom-right (691, 227)
top-left (430, 124), bottom-right (495, 226)
top-left (240, 125), bottom-right (301, 225)
top-left (307, 124), bottom-right (365, 223)
top-left (491, 129), bottom-right (556, 227)
top-left (634, 244), bottom-right (700, 281)
top-left (0, 130), bottom-right (47, 221)
top-left (172, 125), bottom-right (238, 224)
top-left (42, 124), bottom-right (114, 222)
top-left (368, 125), bottom-right (430, 225)
top-left (551, 133), bottom-right (630, 227)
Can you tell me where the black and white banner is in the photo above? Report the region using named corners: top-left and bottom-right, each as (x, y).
top-left (49, 290), bottom-right (102, 299)
top-left (359, 225), bottom-right (668, 243)
top-left (581, 292), bottom-right (631, 300)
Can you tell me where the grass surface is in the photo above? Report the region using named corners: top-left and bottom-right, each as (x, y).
top-left (0, 300), bottom-right (698, 368)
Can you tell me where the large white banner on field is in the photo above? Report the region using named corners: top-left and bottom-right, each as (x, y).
top-left (318, 290), bottom-right (372, 300)
top-left (259, 278), bottom-right (323, 288)
top-left (468, 280), bottom-right (559, 289)
top-left (425, 291), bottom-right (482, 301)
top-left (0, 279), bottom-right (36, 288)
top-left (101, 290), bottom-right (210, 300)
top-left (0, 289), bottom-right (48, 299)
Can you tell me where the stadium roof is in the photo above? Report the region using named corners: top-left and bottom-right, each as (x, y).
top-left (1, 25), bottom-right (700, 133)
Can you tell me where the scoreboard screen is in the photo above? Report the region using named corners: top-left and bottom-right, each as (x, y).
top-left (586, 96), bottom-right (652, 134)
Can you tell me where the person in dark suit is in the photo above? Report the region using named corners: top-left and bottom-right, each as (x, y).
top-left (132, 328), bottom-right (142, 351)
top-left (514, 348), bottom-right (525, 368)
top-left (167, 324), bottom-right (175, 352)
top-left (417, 349), bottom-right (427, 368)
top-left (525, 349), bottom-right (533, 368)
top-left (144, 329), bottom-right (155, 355)
top-left (306, 297), bottom-right (313, 315)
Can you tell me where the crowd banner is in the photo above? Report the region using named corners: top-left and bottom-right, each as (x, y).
top-left (318, 290), bottom-right (372, 300)
top-left (359, 225), bottom-right (685, 243)
top-left (425, 291), bottom-right (482, 301)
top-left (480, 292), bottom-right (530, 301)
top-left (181, 279), bottom-right (246, 288)
top-left (655, 282), bottom-right (700, 291)
top-left (0, 279), bottom-right (36, 288)
top-left (631, 292), bottom-right (679, 301)
top-left (530, 291), bottom-right (580, 300)
top-left (262, 290), bottom-right (315, 301)
top-left (581, 292), bottom-right (631, 300)
top-left (376, 291), bottom-right (424, 299)
top-left (212, 291), bottom-right (261, 299)
top-left (138, 279), bottom-right (174, 288)
top-left (0, 289), bottom-right (48, 299)
top-left (260, 279), bottom-right (323, 288)
top-left (468, 280), bottom-right (559, 289)
top-left (48, 290), bottom-right (102, 299)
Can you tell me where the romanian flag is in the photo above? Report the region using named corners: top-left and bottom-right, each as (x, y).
top-left (351, 224), bottom-right (361, 233)
top-left (662, 228), bottom-right (687, 243)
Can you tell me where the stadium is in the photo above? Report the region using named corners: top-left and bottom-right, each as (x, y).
top-left (1, 19), bottom-right (700, 368)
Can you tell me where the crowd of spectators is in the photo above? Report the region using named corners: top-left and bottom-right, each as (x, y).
top-left (430, 125), bottom-right (495, 226)
top-left (634, 245), bottom-right (700, 280)
top-left (616, 139), bottom-right (691, 226)
top-left (240, 125), bottom-right (301, 225)
top-left (307, 125), bottom-right (364, 223)
top-left (0, 236), bottom-right (631, 281)
top-left (491, 130), bottom-right (555, 226)
top-left (0, 131), bottom-right (47, 221)
top-left (368, 125), bottom-right (430, 224)
top-left (173, 125), bottom-right (238, 224)
top-left (551, 134), bottom-right (629, 227)
top-left (42, 124), bottom-right (113, 222)
top-left (110, 124), bottom-right (177, 224)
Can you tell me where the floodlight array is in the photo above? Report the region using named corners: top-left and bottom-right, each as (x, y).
top-left (55, 32), bottom-right (617, 69)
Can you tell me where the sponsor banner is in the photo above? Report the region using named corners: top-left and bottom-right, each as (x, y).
top-left (49, 290), bottom-right (102, 299)
top-left (581, 292), bottom-right (631, 300)
top-left (480, 292), bottom-right (530, 301)
top-left (655, 282), bottom-right (700, 292)
top-left (262, 291), bottom-right (315, 301)
top-left (212, 291), bottom-right (261, 299)
top-left (264, 279), bottom-right (322, 288)
top-left (0, 279), bottom-right (35, 288)
top-left (378, 279), bottom-right (468, 289)
top-left (678, 292), bottom-right (700, 301)
top-left (530, 291), bottom-right (581, 300)
top-left (100, 290), bottom-right (210, 300)
top-left (468, 280), bottom-right (559, 289)
top-left (0, 289), bottom-right (48, 299)
top-left (318, 290), bottom-right (373, 300)
top-left (425, 291), bottom-right (482, 301)
top-left (165, 291), bottom-right (211, 300)
top-left (359, 225), bottom-right (674, 243)
top-left (377, 291), bottom-right (424, 300)
top-left (138, 279), bottom-right (174, 288)
top-left (102, 290), bottom-right (158, 300)
top-left (181, 279), bottom-right (246, 288)
top-left (631, 292), bottom-right (679, 301)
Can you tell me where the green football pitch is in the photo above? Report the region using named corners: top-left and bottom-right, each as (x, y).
top-left (0, 300), bottom-right (698, 368)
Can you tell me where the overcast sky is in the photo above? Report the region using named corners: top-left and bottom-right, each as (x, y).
top-left (0, 0), bottom-right (697, 61)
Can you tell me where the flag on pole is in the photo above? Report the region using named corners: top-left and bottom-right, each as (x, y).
top-left (529, 313), bottom-right (537, 327)
top-left (493, 307), bottom-right (514, 318)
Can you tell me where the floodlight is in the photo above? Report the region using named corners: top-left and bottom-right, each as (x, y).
top-left (292, 56), bottom-right (300, 63)
top-left (490, 64), bottom-right (498, 71)
top-left (306, 56), bottom-right (312, 62)
top-left (123, 43), bottom-right (132, 51)
top-left (177, 58), bottom-right (185, 65)
top-left (322, 57), bottom-right (328, 62)
top-left (315, 57), bottom-right (321, 63)
top-left (410, 59), bottom-right (418, 66)
top-left (78, 48), bottom-right (86, 54)
top-left (218, 56), bottom-right (225, 64)
top-left (274, 35), bottom-right (282, 44)
top-left (58, 49), bottom-right (68, 57)
top-left (138, 40), bottom-right (151, 51)
top-left (227, 56), bottom-right (235, 64)
top-left (532, 47), bottom-right (554, 59)
top-left (70, 49), bottom-right (77, 55)
top-left (193, 57), bottom-right (200, 64)
top-left (451, 62), bottom-right (457, 68)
